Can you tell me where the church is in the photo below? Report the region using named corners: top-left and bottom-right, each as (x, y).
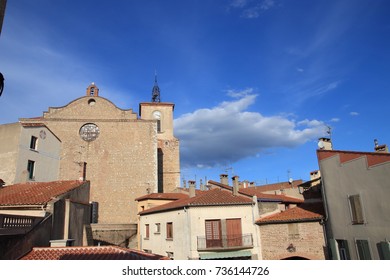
top-left (1, 79), bottom-right (180, 246)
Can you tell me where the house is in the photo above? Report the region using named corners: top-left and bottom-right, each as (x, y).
top-left (137, 182), bottom-right (261, 260)
top-left (19, 245), bottom-right (169, 260)
top-left (256, 202), bottom-right (326, 260)
top-left (317, 138), bottom-right (390, 260)
top-left (0, 122), bottom-right (61, 185)
top-left (0, 180), bottom-right (90, 259)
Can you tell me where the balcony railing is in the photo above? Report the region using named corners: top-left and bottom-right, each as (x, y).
top-left (197, 233), bottom-right (253, 251)
top-left (0, 214), bottom-right (43, 235)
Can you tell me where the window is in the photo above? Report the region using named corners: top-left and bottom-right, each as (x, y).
top-left (30, 136), bottom-right (38, 150)
top-left (155, 223), bottom-right (161, 234)
top-left (336, 239), bottom-right (350, 260)
top-left (356, 239), bottom-right (372, 260)
top-left (288, 223), bottom-right (299, 239)
top-left (145, 224), bottom-right (150, 239)
top-left (349, 194), bottom-right (364, 224)
top-left (166, 222), bottom-right (173, 239)
top-left (27, 160), bottom-right (35, 180)
top-left (205, 219), bottom-right (222, 248)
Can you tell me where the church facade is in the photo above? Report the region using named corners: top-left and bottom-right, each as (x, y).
top-left (18, 82), bottom-right (180, 229)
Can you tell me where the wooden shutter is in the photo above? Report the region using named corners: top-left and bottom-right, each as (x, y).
top-left (226, 218), bottom-right (242, 247)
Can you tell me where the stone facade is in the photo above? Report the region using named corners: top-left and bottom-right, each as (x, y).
top-left (258, 221), bottom-right (326, 260)
top-left (18, 83), bottom-right (180, 227)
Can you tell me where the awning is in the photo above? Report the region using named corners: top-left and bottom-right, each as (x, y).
top-left (199, 250), bottom-right (252, 260)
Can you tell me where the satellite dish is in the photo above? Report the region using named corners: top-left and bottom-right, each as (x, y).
top-left (288, 178), bottom-right (293, 184)
top-left (318, 140), bottom-right (324, 149)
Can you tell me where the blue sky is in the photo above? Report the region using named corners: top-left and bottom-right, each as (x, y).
top-left (1, 0), bottom-right (390, 186)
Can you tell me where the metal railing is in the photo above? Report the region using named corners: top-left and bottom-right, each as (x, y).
top-left (197, 233), bottom-right (253, 251)
top-left (0, 214), bottom-right (43, 235)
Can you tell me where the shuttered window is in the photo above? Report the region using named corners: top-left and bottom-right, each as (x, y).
top-left (166, 222), bottom-right (173, 239)
top-left (349, 194), bottom-right (364, 224)
top-left (356, 239), bottom-right (372, 260)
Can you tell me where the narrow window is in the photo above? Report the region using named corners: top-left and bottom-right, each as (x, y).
top-left (349, 194), bottom-right (364, 224)
top-left (156, 120), bottom-right (161, 133)
top-left (336, 239), bottom-right (350, 260)
top-left (356, 239), bottom-right (372, 260)
top-left (30, 136), bottom-right (38, 150)
top-left (166, 222), bottom-right (173, 239)
top-left (155, 223), bottom-right (161, 234)
top-left (288, 223), bottom-right (299, 239)
top-left (27, 160), bottom-right (35, 180)
top-left (145, 224), bottom-right (150, 239)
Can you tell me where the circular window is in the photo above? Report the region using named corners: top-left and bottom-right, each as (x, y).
top-left (79, 123), bottom-right (100, 141)
top-left (88, 98), bottom-right (96, 106)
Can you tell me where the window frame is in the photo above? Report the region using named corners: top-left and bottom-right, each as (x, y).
top-left (30, 136), bottom-right (38, 150)
top-left (348, 194), bottom-right (364, 224)
top-left (155, 223), bottom-right (161, 234)
top-left (166, 222), bottom-right (173, 240)
top-left (356, 239), bottom-right (372, 260)
top-left (27, 160), bottom-right (35, 180)
top-left (145, 224), bottom-right (150, 239)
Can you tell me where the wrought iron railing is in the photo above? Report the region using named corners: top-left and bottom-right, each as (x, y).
top-left (197, 233), bottom-right (253, 250)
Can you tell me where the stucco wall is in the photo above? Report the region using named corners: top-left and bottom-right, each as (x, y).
top-left (320, 154), bottom-right (390, 259)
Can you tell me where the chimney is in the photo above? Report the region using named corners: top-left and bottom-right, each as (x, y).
top-left (232, 175), bottom-right (239, 196)
top-left (374, 139), bottom-right (389, 153)
top-left (310, 170), bottom-right (321, 180)
top-left (182, 179), bottom-right (187, 189)
top-left (188, 180), bottom-right (196, 198)
top-left (220, 174), bottom-right (229, 185)
top-left (318, 137), bottom-right (333, 150)
top-left (200, 179), bottom-right (205, 191)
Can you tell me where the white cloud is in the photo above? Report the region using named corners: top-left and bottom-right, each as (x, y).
top-left (330, 118), bottom-right (340, 122)
top-left (175, 90), bottom-right (326, 168)
top-left (350, 111), bottom-right (359, 116)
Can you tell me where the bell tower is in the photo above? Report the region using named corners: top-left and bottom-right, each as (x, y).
top-left (86, 82), bottom-right (99, 97)
top-left (139, 75), bottom-right (180, 193)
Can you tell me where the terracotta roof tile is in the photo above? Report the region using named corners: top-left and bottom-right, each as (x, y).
top-left (140, 188), bottom-right (253, 215)
top-left (317, 149), bottom-right (390, 167)
top-left (0, 181), bottom-right (87, 206)
top-left (207, 180), bottom-right (303, 203)
top-left (256, 203), bottom-right (324, 224)
top-left (135, 192), bottom-right (188, 201)
top-left (20, 246), bottom-right (169, 260)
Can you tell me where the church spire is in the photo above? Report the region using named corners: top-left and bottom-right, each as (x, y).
top-left (151, 72), bottom-right (161, 103)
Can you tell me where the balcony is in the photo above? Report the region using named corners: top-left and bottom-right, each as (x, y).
top-left (197, 233), bottom-right (253, 251)
top-left (0, 214), bottom-right (43, 236)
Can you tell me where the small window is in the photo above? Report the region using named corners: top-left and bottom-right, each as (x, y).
top-left (157, 120), bottom-right (161, 133)
top-left (356, 239), bottom-right (372, 260)
top-left (166, 222), bottom-right (173, 239)
top-left (30, 136), bottom-right (38, 150)
top-left (145, 224), bottom-right (150, 239)
top-left (288, 223), bottom-right (299, 239)
top-left (155, 223), bottom-right (161, 234)
top-left (336, 239), bottom-right (350, 260)
top-left (27, 160), bottom-right (35, 180)
top-left (349, 194), bottom-right (364, 224)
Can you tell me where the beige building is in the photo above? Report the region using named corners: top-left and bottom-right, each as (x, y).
top-left (317, 140), bottom-right (390, 260)
top-left (1, 81), bottom-right (180, 246)
top-left (138, 186), bottom-right (261, 260)
top-left (0, 122), bottom-right (61, 185)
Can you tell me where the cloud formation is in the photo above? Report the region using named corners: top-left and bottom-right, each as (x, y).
top-left (174, 89), bottom-right (326, 168)
top-left (228, 0), bottom-right (278, 18)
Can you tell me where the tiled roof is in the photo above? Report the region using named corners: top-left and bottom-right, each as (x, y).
top-left (135, 192), bottom-right (188, 201)
top-left (256, 203), bottom-right (324, 224)
top-left (20, 246), bottom-right (169, 260)
top-left (317, 149), bottom-right (390, 167)
top-left (207, 180), bottom-right (303, 203)
top-left (252, 180), bottom-right (303, 191)
top-left (0, 180), bottom-right (87, 206)
top-left (140, 188), bottom-right (253, 215)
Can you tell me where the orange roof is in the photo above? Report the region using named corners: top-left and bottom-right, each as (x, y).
top-left (256, 203), bottom-right (324, 224)
top-left (140, 188), bottom-right (253, 215)
top-left (20, 246), bottom-right (169, 260)
top-left (0, 181), bottom-right (88, 206)
top-left (207, 180), bottom-right (303, 204)
top-left (135, 192), bottom-right (188, 201)
top-left (317, 149), bottom-right (390, 167)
